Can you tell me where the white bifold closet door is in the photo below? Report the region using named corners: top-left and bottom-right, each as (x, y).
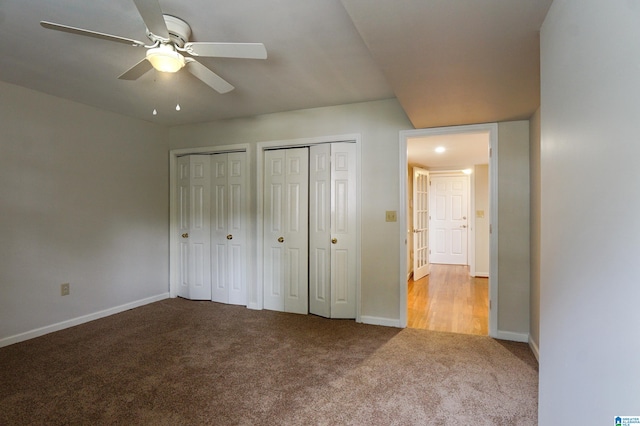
top-left (211, 152), bottom-right (247, 305)
top-left (176, 152), bottom-right (247, 303)
top-left (263, 143), bottom-right (357, 318)
top-left (309, 143), bottom-right (357, 319)
top-left (177, 155), bottom-right (212, 300)
top-left (263, 148), bottom-right (309, 314)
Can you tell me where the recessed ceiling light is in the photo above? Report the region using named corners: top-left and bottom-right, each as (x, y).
top-left (435, 146), bottom-right (446, 153)
top-left (462, 168), bottom-right (473, 175)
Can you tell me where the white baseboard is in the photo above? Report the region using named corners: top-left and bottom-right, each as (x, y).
top-left (494, 330), bottom-right (529, 343)
top-left (0, 293), bottom-right (170, 348)
top-left (528, 336), bottom-right (540, 361)
top-left (360, 315), bottom-right (401, 328)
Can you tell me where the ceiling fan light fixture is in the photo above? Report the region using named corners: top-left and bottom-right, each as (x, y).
top-left (146, 44), bottom-right (185, 73)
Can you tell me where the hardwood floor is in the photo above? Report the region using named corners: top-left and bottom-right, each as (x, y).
top-left (408, 264), bottom-right (488, 336)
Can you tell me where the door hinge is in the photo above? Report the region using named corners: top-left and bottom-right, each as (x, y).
top-left (489, 147), bottom-right (492, 158)
top-left (489, 224), bottom-right (492, 234)
top-left (489, 300), bottom-right (492, 310)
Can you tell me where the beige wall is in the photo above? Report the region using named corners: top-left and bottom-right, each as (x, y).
top-left (169, 98), bottom-right (412, 323)
top-left (529, 108), bottom-right (541, 357)
top-left (172, 111), bottom-right (531, 336)
top-left (497, 121), bottom-right (530, 336)
top-left (540, 1), bottom-right (640, 422)
top-left (0, 84), bottom-right (535, 342)
top-left (0, 81), bottom-right (170, 344)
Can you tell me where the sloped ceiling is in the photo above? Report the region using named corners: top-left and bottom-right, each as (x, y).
top-left (0, 0), bottom-right (552, 127)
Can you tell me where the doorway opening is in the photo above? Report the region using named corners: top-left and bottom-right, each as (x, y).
top-left (399, 123), bottom-right (498, 337)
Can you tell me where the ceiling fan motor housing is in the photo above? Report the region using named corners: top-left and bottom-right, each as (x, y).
top-left (147, 14), bottom-right (192, 47)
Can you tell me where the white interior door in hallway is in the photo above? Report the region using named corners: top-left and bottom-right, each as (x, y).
top-left (309, 143), bottom-right (357, 319)
top-left (412, 167), bottom-right (430, 280)
top-left (176, 152), bottom-right (248, 303)
top-left (429, 174), bottom-right (469, 265)
top-left (263, 148), bottom-right (310, 314)
top-left (177, 155), bottom-right (212, 300)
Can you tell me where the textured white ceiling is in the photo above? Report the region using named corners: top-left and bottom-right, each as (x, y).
top-left (0, 0), bottom-right (552, 127)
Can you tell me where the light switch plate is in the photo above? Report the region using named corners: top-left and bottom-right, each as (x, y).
top-left (385, 210), bottom-right (397, 222)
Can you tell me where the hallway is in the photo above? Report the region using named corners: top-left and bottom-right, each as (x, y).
top-left (408, 264), bottom-right (488, 335)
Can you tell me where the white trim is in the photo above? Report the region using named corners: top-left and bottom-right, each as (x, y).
top-left (169, 144), bottom-right (253, 304)
top-left (399, 123), bottom-right (498, 336)
top-left (469, 169), bottom-right (476, 276)
top-left (529, 336), bottom-right (540, 362)
top-left (0, 293), bottom-right (170, 348)
top-left (488, 125), bottom-right (498, 339)
top-left (256, 134), bottom-right (362, 320)
top-left (495, 330), bottom-right (529, 343)
top-left (360, 315), bottom-right (401, 328)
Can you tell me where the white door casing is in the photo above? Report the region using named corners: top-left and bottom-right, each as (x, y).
top-left (400, 124), bottom-right (496, 335)
top-left (412, 167), bottom-right (430, 280)
top-left (263, 148), bottom-right (309, 314)
top-left (211, 152), bottom-right (247, 305)
top-left (309, 143), bottom-right (357, 319)
top-left (429, 174), bottom-right (469, 265)
top-left (177, 155), bottom-right (212, 300)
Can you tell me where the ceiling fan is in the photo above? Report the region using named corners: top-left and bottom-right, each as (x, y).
top-left (40, 0), bottom-right (267, 94)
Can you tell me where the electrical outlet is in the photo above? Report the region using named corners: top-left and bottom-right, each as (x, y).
top-left (385, 210), bottom-right (397, 222)
top-left (61, 283), bottom-right (70, 296)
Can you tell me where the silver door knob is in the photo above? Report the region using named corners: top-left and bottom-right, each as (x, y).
top-left (460, 225), bottom-right (467, 228)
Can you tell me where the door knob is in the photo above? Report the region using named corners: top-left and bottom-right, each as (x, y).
top-left (181, 233), bottom-right (189, 238)
top-left (331, 238), bottom-right (338, 244)
top-left (227, 234), bottom-right (233, 240)
top-left (278, 237), bottom-right (284, 243)
top-left (460, 225), bottom-right (467, 228)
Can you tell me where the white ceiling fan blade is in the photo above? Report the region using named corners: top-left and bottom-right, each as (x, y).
top-left (118, 58), bottom-right (153, 80)
top-left (185, 42), bottom-right (267, 59)
top-left (185, 60), bottom-right (234, 94)
top-left (40, 21), bottom-right (146, 46)
top-left (133, 0), bottom-right (169, 39)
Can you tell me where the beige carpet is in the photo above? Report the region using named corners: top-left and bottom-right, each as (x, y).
top-left (0, 298), bottom-right (538, 425)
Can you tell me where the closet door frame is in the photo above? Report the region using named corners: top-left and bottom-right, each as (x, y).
top-left (256, 134), bottom-right (362, 321)
top-left (169, 144), bottom-right (252, 301)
